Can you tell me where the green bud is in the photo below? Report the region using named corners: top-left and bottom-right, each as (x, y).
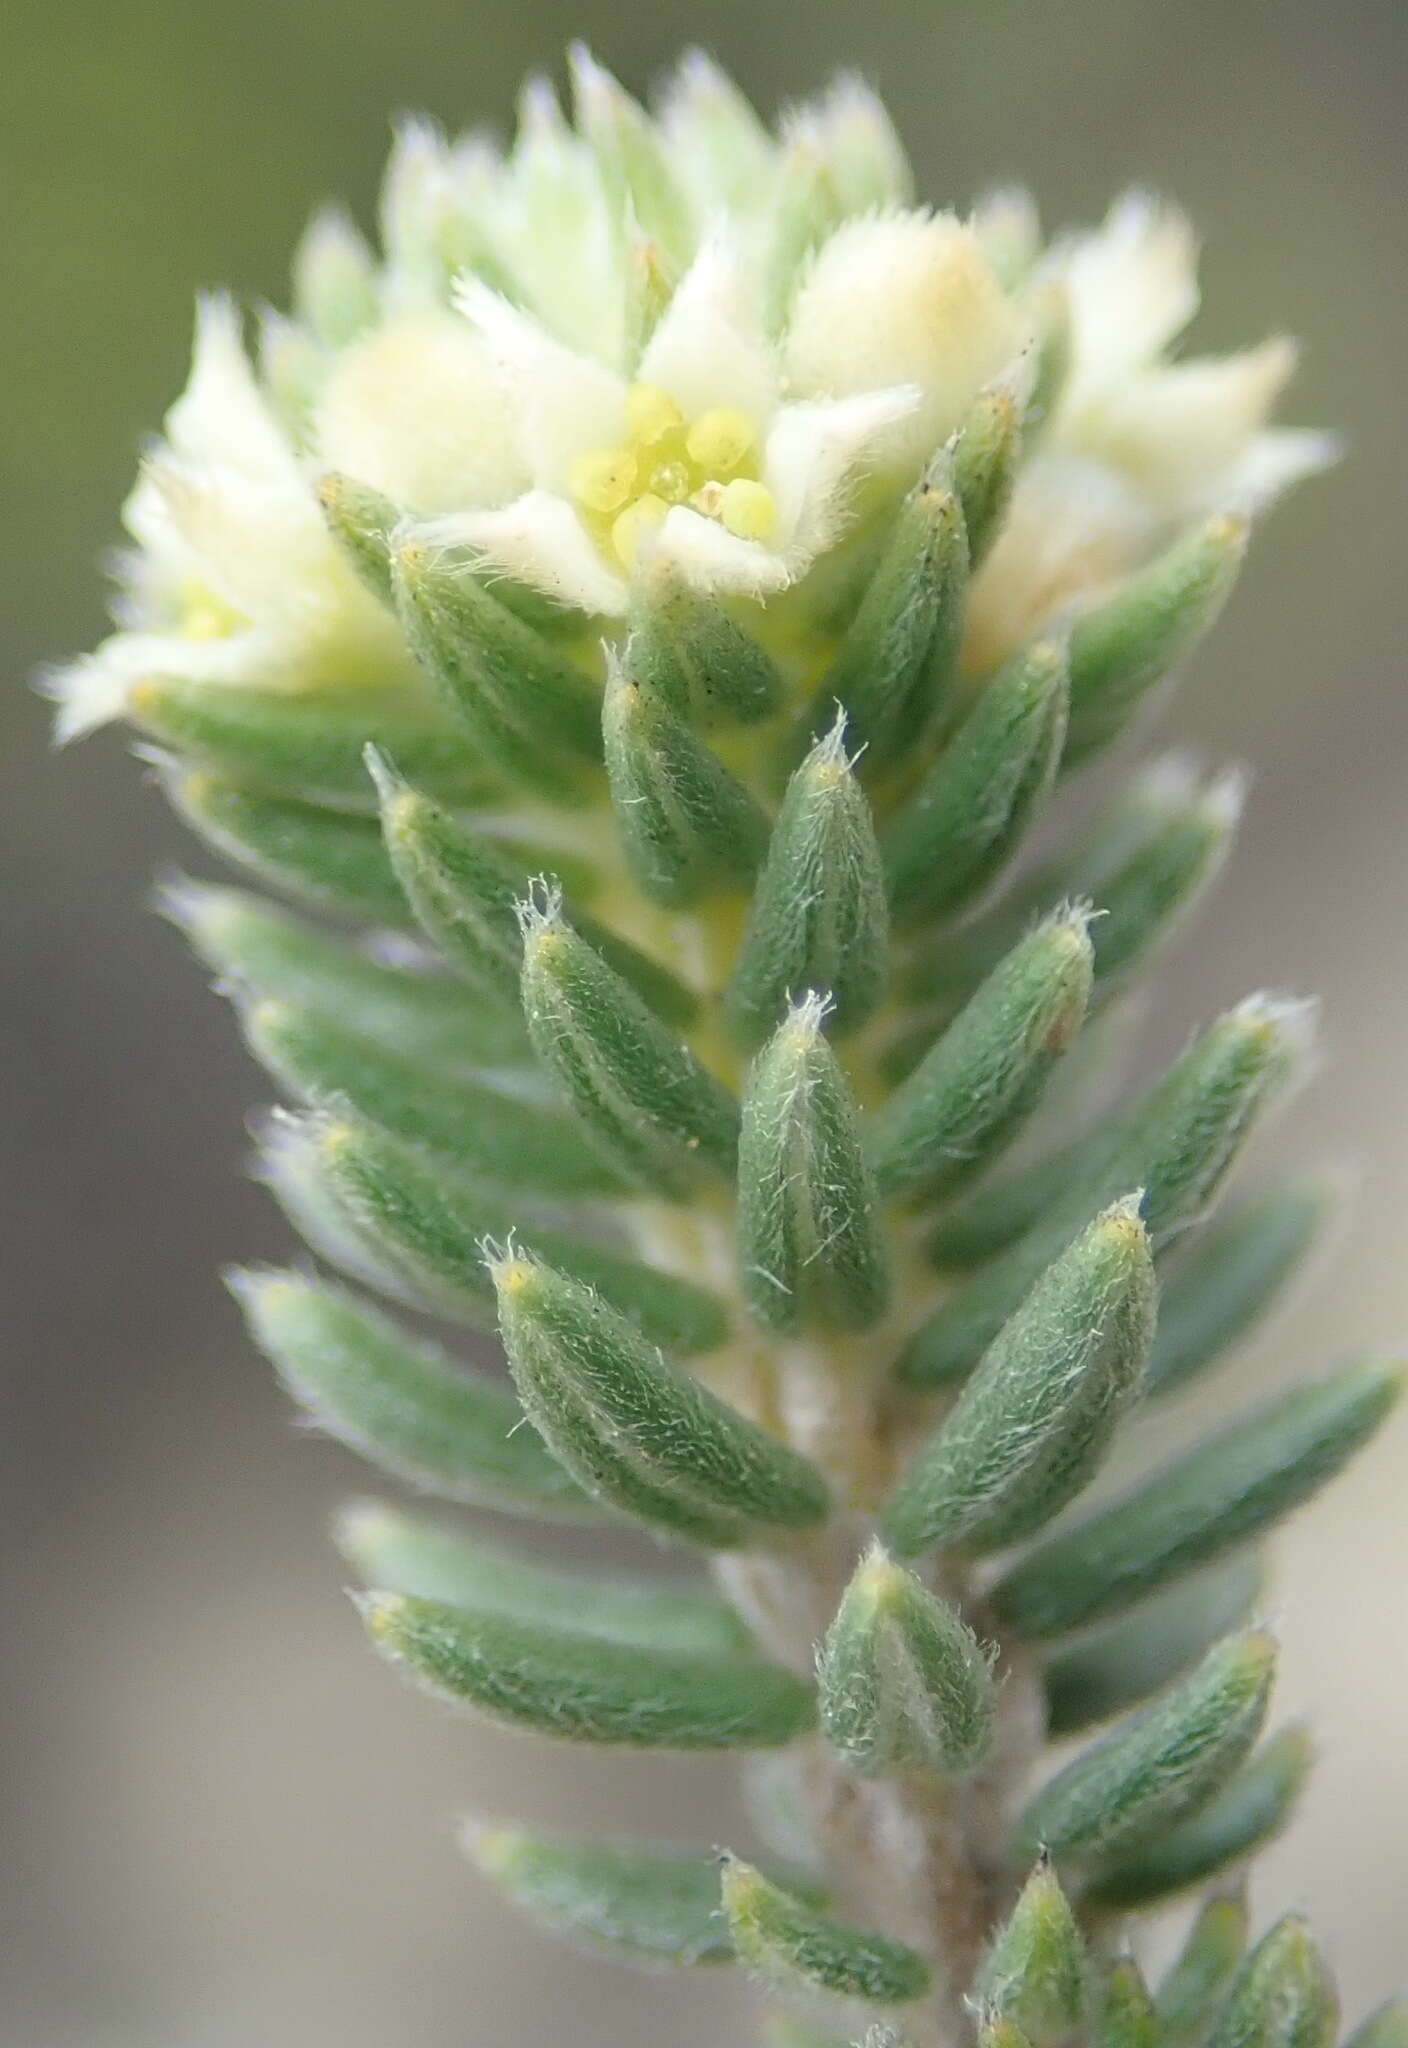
top-left (728, 714), bottom-right (889, 1044)
top-left (165, 768), bottom-right (410, 926)
top-left (230, 1269), bottom-right (590, 1517)
top-left (291, 205), bottom-right (378, 347)
top-left (255, 1111), bottom-right (434, 1310)
top-left (627, 547), bottom-right (782, 729)
top-left (870, 908), bottom-right (1093, 1206)
top-left (806, 451), bottom-right (968, 767)
top-left (720, 1854), bottom-right (932, 2005)
top-left (362, 1591), bottom-right (815, 1748)
top-left (1345, 2007), bottom-right (1408, 2048)
top-left (817, 1542), bottom-right (995, 1777)
top-left (763, 138), bottom-right (845, 331)
top-left (1064, 515), bottom-right (1249, 768)
top-left (1022, 283), bottom-right (1073, 443)
top-left (1156, 1897), bottom-right (1250, 2044)
top-left (1204, 1916), bottom-right (1338, 2048)
top-left (1043, 1554), bottom-right (1262, 1736)
top-left (1013, 1631), bottom-right (1277, 1865)
top-left (316, 471), bottom-right (398, 601)
top-left (161, 880), bottom-right (530, 1068)
top-left (306, 1112), bottom-right (728, 1354)
top-left (902, 994), bottom-right (1315, 1387)
top-left (464, 1826), bottom-right (816, 1967)
top-left (737, 995), bottom-right (890, 1332)
top-left (1148, 1178), bottom-right (1330, 1396)
top-left (953, 385), bottom-right (1022, 569)
top-left (392, 538), bottom-right (600, 797)
top-left (603, 651), bottom-right (769, 905)
top-left (980, 2020), bottom-right (1036, 2048)
top-left (995, 1361), bottom-right (1401, 1638)
top-left (570, 46), bottom-right (693, 271)
top-left (336, 1502), bottom-right (750, 1656)
top-left (491, 1250), bottom-right (828, 1548)
top-left (126, 673), bottom-right (485, 808)
top-left (371, 756), bottom-right (695, 1024)
top-left (881, 637), bottom-right (1068, 924)
top-left (1096, 1960), bottom-right (1158, 2048)
top-left (974, 1858), bottom-right (1087, 2047)
top-left (520, 898), bottom-right (738, 1195)
top-left (883, 1198), bottom-right (1154, 1559)
top-left (239, 996), bottom-right (622, 1194)
top-left (1085, 1727), bottom-right (1313, 1908)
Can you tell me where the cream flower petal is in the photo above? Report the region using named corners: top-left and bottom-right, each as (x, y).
top-left (765, 386), bottom-right (921, 562)
top-left (147, 458), bottom-right (342, 622)
top-left (454, 279), bottom-right (629, 488)
top-left (419, 491), bottom-right (629, 615)
top-left (1203, 427), bottom-right (1342, 517)
top-left (47, 625), bottom-right (287, 741)
top-left (651, 504), bottom-right (792, 600)
top-left (166, 294), bottom-right (303, 486)
top-left (1057, 192), bottom-right (1200, 393)
top-left (638, 234), bottom-right (778, 420)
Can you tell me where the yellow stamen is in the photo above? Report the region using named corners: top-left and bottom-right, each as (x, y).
top-left (685, 407), bottom-right (756, 476)
top-left (611, 492), bottom-right (669, 569)
top-left (648, 459), bottom-right (693, 504)
top-left (625, 382), bottom-right (685, 446)
top-left (569, 446), bottom-right (639, 515)
top-left (718, 477), bottom-right (777, 543)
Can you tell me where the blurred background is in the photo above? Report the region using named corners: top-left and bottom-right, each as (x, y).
top-left (4, 1), bottom-right (1406, 2041)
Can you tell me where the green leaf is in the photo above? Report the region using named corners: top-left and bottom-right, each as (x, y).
top-left (304, 1112), bottom-right (729, 1354)
top-left (720, 1854), bottom-right (932, 2005)
top-left (392, 537), bottom-right (599, 798)
top-left (1156, 1897), bottom-right (1250, 2045)
top-left (464, 1825), bottom-right (817, 1966)
top-left (126, 674), bottom-right (490, 808)
top-left (1204, 1916), bottom-right (1338, 2048)
top-left (1013, 1631), bottom-right (1277, 1864)
top-left (316, 471), bottom-right (397, 601)
top-left (371, 755), bottom-right (696, 1023)
top-left (869, 907), bottom-right (1093, 1206)
top-left (1344, 2007), bottom-right (1408, 2048)
top-left (1096, 1960), bottom-right (1159, 2048)
top-left (994, 1361), bottom-right (1401, 1638)
top-left (491, 1249), bottom-right (828, 1548)
top-left (804, 450), bottom-right (968, 768)
top-left (362, 1591), bottom-right (815, 1748)
top-left (230, 1269), bottom-right (590, 1516)
top-left (1064, 515), bottom-right (1248, 768)
top-left (737, 994), bottom-right (890, 1332)
top-left (881, 636), bottom-right (1068, 924)
top-left (1084, 1727), bottom-right (1312, 1908)
top-left (165, 768), bottom-right (411, 926)
top-left (728, 713), bottom-right (889, 1044)
top-left (162, 881), bottom-right (529, 1068)
top-left (1147, 1179), bottom-right (1330, 1397)
top-left (902, 993), bottom-right (1315, 1387)
top-left (817, 1542), bottom-right (995, 1778)
top-left (953, 385), bottom-right (1022, 570)
top-left (627, 553), bottom-right (782, 727)
top-left (520, 897), bottom-right (739, 1195)
top-left (603, 649), bottom-right (769, 905)
top-left (336, 1501), bottom-right (750, 1655)
top-left (882, 1198), bottom-right (1154, 1559)
top-left (239, 996), bottom-right (624, 1194)
top-left (974, 1859), bottom-right (1088, 2048)
top-left (1043, 1555), bottom-right (1262, 1736)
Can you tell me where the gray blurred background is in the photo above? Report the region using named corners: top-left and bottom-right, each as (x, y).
top-left (4, 2), bottom-right (1406, 2041)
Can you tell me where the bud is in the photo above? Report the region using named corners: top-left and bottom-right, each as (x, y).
top-left (229, 1268), bottom-right (590, 1517)
top-left (520, 897), bottom-right (739, 1195)
top-left (361, 1591), bottom-right (814, 1748)
top-left (1205, 1916), bottom-right (1338, 2048)
top-left (291, 205), bottom-right (379, 348)
top-left (1096, 1961), bottom-right (1158, 2048)
top-left (728, 714), bottom-right (889, 1043)
top-left (627, 552), bottom-right (781, 727)
top-left (719, 1854), bottom-right (931, 2005)
top-left (882, 1199), bottom-right (1154, 1559)
top-left (1013, 1631), bottom-right (1277, 1865)
top-left (995, 1361), bottom-right (1402, 1638)
top-left (737, 995), bottom-right (889, 1332)
top-left (1345, 2009), bottom-right (1408, 2048)
top-left (490, 1250), bottom-right (828, 1548)
top-left (317, 471), bottom-right (398, 600)
top-left (974, 1858), bottom-right (1087, 2046)
top-left (953, 384), bottom-right (1022, 570)
top-left (1156, 1897), bottom-right (1250, 2046)
top-left (817, 1543), bottom-right (994, 1777)
top-left (569, 46), bottom-right (693, 271)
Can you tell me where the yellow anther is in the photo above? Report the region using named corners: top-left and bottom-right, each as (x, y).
top-left (685, 407), bottom-right (757, 476)
top-left (611, 492), bottom-right (669, 570)
top-left (718, 477), bottom-right (777, 543)
top-left (569, 446), bottom-right (639, 515)
top-left (625, 382), bottom-right (685, 446)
